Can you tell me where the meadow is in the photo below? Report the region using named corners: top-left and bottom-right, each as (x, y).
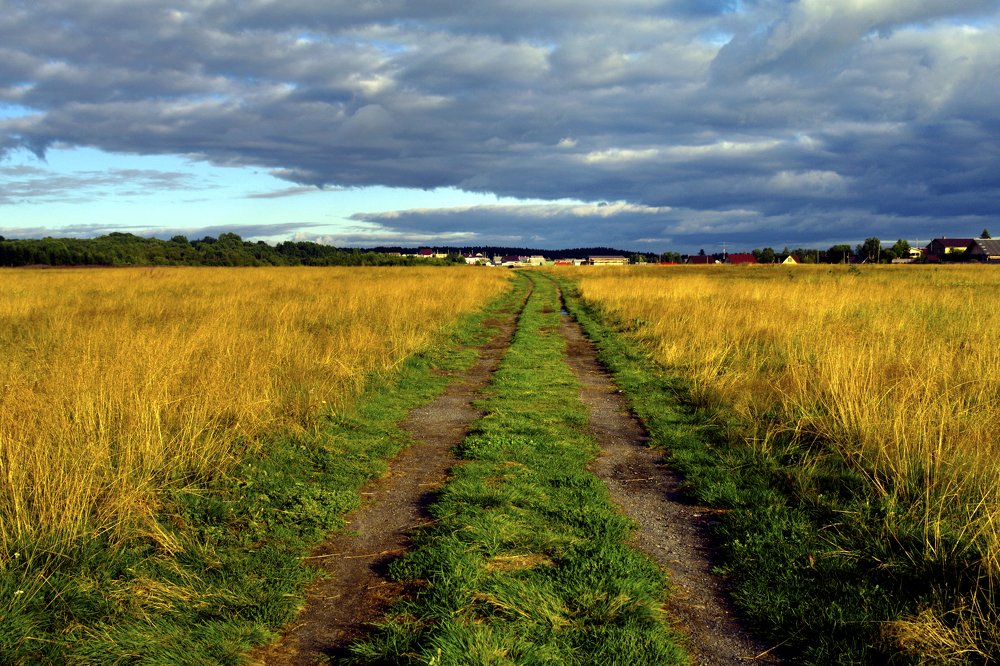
top-left (562, 263), bottom-right (1000, 661)
top-left (0, 266), bottom-right (510, 555)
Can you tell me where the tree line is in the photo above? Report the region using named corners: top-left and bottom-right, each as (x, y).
top-left (0, 233), bottom-right (466, 267)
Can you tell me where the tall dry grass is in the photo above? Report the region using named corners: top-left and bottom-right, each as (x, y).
top-left (0, 266), bottom-right (509, 552)
top-left (564, 264), bottom-right (1000, 656)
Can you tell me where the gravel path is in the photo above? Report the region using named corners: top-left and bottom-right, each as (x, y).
top-left (249, 280), bottom-right (782, 665)
top-left (247, 295), bottom-right (525, 665)
top-left (559, 307), bottom-right (783, 666)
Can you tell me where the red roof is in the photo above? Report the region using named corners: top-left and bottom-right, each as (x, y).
top-left (687, 255), bottom-right (714, 264)
top-left (727, 253), bottom-right (757, 264)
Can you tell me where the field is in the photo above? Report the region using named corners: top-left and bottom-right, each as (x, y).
top-left (561, 263), bottom-right (1000, 661)
top-left (0, 266), bottom-right (510, 554)
top-left (3, 262), bottom-right (998, 663)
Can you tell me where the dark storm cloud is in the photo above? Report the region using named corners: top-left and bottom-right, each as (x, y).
top-left (1, 0), bottom-right (998, 250)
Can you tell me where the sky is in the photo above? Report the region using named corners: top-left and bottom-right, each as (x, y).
top-left (1, 0), bottom-right (999, 254)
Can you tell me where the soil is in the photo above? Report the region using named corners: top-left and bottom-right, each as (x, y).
top-left (249, 281), bottom-right (781, 665)
top-left (559, 308), bottom-right (783, 665)
top-left (247, 296), bottom-right (525, 666)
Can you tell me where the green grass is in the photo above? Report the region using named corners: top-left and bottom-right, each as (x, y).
top-left (548, 272), bottom-right (980, 664)
top-left (0, 275), bottom-right (524, 665)
top-left (351, 272), bottom-right (686, 665)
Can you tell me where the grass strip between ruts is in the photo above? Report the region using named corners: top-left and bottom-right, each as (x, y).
top-left (0, 273), bottom-right (524, 665)
top-left (350, 271), bottom-right (687, 665)
top-left (548, 272), bottom-right (950, 665)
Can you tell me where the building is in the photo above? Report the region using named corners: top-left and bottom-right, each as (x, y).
top-left (726, 253), bottom-right (757, 265)
top-left (965, 238), bottom-right (1000, 263)
top-left (782, 255), bottom-right (799, 265)
top-left (926, 238), bottom-right (973, 261)
top-left (686, 255), bottom-right (717, 265)
top-left (412, 248), bottom-right (449, 259)
top-left (587, 256), bottom-right (629, 266)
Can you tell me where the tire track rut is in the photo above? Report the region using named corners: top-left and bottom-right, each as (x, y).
top-left (249, 287), bottom-right (527, 665)
top-left (558, 296), bottom-right (782, 666)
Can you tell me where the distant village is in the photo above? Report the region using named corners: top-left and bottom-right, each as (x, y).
top-left (397, 232), bottom-right (1000, 267)
top-left (0, 231), bottom-right (996, 268)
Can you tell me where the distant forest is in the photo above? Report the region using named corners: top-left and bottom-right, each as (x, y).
top-left (0, 233), bottom-right (652, 267)
top-left (0, 233), bottom-right (466, 267)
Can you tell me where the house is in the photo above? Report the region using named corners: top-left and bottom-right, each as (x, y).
top-left (965, 238), bottom-right (1000, 263)
top-left (926, 238), bottom-right (973, 261)
top-left (782, 255), bottom-right (799, 265)
top-left (499, 255), bottom-right (522, 267)
top-left (414, 248), bottom-right (449, 259)
top-left (464, 253), bottom-right (487, 265)
top-left (686, 255), bottom-right (717, 265)
top-left (726, 253), bottom-right (757, 265)
top-left (587, 256), bottom-right (629, 266)
top-left (522, 255), bottom-right (548, 266)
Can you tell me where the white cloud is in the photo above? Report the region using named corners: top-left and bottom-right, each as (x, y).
top-left (0, 0), bottom-right (997, 250)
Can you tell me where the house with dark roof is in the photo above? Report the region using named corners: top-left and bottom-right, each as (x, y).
top-left (686, 255), bottom-right (717, 265)
top-left (926, 238), bottom-right (973, 261)
top-left (965, 238), bottom-right (1000, 263)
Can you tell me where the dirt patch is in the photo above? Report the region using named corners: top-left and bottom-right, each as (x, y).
top-left (247, 298), bottom-right (525, 666)
top-left (559, 311), bottom-right (783, 665)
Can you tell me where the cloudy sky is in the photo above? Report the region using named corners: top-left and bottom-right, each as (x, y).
top-left (1, 1), bottom-right (998, 253)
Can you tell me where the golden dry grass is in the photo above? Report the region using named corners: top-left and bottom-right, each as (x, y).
top-left (561, 263), bottom-right (1000, 655)
top-left (0, 266), bottom-right (510, 551)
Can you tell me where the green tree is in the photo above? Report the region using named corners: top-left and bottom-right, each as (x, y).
top-left (857, 237), bottom-right (881, 263)
top-left (828, 244), bottom-right (852, 264)
top-left (890, 239), bottom-right (910, 260)
top-left (758, 247), bottom-right (776, 264)
top-left (982, 228), bottom-right (992, 239)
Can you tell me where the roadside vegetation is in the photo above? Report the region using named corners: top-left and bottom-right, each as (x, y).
top-left (352, 272), bottom-right (687, 665)
top-left (554, 264), bottom-right (1000, 663)
top-left (0, 265), bottom-right (511, 663)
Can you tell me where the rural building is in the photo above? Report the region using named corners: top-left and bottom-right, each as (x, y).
top-left (522, 255), bottom-right (548, 266)
top-left (587, 256), bottom-right (629, 266)
top-left (414, 248), bottom-right (449, 259)
top-left (726, 253), bottom-right (757, 265)
top-left (686, 255), bottom-right (717, 265)
top-left (926, 238), bottom-right (973, 260)
top-left (965, 238), bottom-right (1000, 263)
top-left (782, 255), bottom-right (799, 265)
top-left (464, 253), bottom-right (487, 265)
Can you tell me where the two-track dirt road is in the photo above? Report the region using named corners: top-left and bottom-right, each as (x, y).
top-left (250, 275), bottom-right (778, 664)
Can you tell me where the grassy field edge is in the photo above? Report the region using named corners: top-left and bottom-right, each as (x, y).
top-left (549, 272), bottom-right (963, 665)
top-left (0, 274), bottom-right (523, 665)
